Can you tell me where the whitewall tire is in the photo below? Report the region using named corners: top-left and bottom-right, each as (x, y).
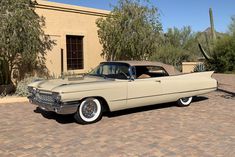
top-left (74, 98), bottom-right (103, 124)
top-left (177, 97), bottom-right (193, 107)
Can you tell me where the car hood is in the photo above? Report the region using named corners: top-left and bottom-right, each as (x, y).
top-left (29, 76), bottom-right (109, 92)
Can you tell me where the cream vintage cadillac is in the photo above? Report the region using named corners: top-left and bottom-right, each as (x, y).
top-left (28, 61), bottom-right (217, 124)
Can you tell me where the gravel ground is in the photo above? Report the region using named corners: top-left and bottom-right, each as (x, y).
top-left (213, 73), bottom-right (235, 93)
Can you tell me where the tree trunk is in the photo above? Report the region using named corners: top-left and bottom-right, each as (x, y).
top-left (2, 59), bottom-right (11, 85)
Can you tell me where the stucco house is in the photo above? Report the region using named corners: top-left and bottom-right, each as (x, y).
top-left (35, 0), bottom-right (109, 76)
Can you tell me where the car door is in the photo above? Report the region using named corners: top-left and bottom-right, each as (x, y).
top-left (127, 77), bottom-right (163, 108)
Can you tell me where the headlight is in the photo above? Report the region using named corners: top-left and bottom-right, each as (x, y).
top-left (52, 92), bottom-right (61, 102)
top-left (28, 86), bottom-right (33, 93)
top-left (28, 87), bottom-right (37, 95)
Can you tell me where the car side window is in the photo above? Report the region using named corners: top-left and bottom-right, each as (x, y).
top-left (135, 66), bottom-right (169, 79)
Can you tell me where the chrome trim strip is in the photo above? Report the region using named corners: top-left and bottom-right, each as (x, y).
top-left (29, 97), bottom-right (79, 114)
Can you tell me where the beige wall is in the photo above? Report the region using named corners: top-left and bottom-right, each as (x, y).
top-left (35, 0), bottom-right (109, 76)
top-left (182, 62), bottom-right (203, 73)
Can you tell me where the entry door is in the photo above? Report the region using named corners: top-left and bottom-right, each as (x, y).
top-left (127, 78), bottom-right (163, 108)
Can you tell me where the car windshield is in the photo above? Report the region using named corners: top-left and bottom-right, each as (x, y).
top-left (88, 63), bottom-right (130, 79)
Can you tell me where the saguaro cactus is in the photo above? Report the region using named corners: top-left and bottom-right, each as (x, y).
top-left (209, 8), bottom-right (216, 41)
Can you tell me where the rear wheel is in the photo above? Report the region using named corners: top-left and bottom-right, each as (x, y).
top-left (177, 97), bottom-right (193, 107)
top-left (74, 98), bottom-right (103, 124)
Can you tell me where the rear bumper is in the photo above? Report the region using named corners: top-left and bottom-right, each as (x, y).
top-left (28, 96), bottom-right (79, 115)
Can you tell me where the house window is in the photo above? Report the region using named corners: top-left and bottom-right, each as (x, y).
top-left (66, 35), bottom-right (84, 70)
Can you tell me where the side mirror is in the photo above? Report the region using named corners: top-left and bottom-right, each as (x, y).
top-left (128, 66), bottom-right (136, 81)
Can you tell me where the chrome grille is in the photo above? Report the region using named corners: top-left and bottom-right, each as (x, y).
top-left (35, 93), bottom-right (54, 104)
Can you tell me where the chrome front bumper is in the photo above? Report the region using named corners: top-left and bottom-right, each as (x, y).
top-left (28, 96), bottom-right (79, 115)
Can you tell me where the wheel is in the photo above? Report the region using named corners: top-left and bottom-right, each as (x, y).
top-left (74, 98), bottom-right (103, 124)
top-left (177, 97), bottom-right (193, 107)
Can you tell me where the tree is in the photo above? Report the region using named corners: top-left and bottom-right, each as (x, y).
top-left (96, 0), bottom-right (162, 61)
top-left (151, 26), bottom-right (199, 69)
top-left (0, 0), bottom-right (54, 85)
top-left (229, 15), bottom-right (235, 35)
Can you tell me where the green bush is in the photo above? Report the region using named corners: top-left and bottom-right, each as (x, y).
top-left (15, 77), bottom-right (43, 96)
top-left (205, 35), bottom-right (235, 73)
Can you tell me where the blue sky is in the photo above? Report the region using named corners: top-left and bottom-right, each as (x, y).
top-left (49, 0), bottom-right (235, 33)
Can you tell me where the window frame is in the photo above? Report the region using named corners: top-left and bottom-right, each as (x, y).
top-left (66, 35), bottom-right (84, 70)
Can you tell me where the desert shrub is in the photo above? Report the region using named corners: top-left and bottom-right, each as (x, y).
top-left (205, 35), bottom-right (235, 73)
top-left (0, 84), bottom-right (15, 97)
top-left (15, 77), bottom-right (43, 96)
top-left (194, 63), bottom-right (206, 72)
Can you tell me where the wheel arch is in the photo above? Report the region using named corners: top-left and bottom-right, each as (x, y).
top-left (79, 96), bottom-right (110, 113)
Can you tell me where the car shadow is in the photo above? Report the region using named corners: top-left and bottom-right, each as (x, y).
top-left (104, 96), bottom-right (208, 118)
top-left (34, 107), bottom-right (76, 124)
top-left (217, 88), bottom-right (235, 99)
top-left (193, 95), bottom-right (209, 102)
top-left (33, 96), bottom-right (208, 123)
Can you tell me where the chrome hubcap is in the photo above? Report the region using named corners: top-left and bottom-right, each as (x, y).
top-left (81, 100), bottom-right (97, 119)
top-left (181, 97), bottom-right (189, 102)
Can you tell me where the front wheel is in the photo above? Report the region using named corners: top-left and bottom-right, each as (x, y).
top-left (177, 97), bottom-right (193, 107)
top-left (74, 98), bottom-right (103, 124)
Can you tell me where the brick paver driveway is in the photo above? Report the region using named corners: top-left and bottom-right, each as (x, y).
top-left (0, 91), bottom-right (235, 157)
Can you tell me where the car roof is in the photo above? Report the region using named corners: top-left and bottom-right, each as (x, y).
top-left (101, 61), bottom-right (181, 75)
top-left (103, 60), bottom-right (164, 66)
